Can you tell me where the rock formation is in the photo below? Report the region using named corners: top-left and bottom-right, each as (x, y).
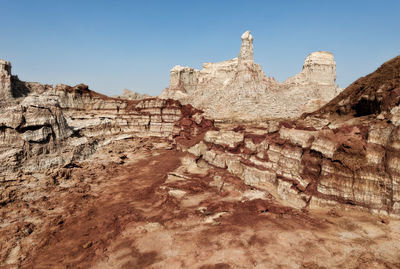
top-left (2, 55), bottom-right (400, 268)
top-left (0, 62), bottom-right (211, 176)
top-left (112, 88), bottom-right (152, 100)
top-left (308, 55), bottom-right (400, 120)
top-left (160, 31), bottom-right (341, 121)
top-left (177, 54), bottom-right (400, 216)
top-left (2, 55), bottom-right (400, 216)
top-left (238, 30), bottom-right (254, 63)
top-left (0, 59), bottom-right (12, 100)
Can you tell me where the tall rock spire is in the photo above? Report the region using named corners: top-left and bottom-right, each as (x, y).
top-left (238, 30), bottom-right (254, 63)
top-left (0, 59), bottom-right (12, 100)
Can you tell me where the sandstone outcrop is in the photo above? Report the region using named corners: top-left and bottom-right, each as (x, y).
top-left (182, 123), bottom-right (399, 215)
top-left (308, 55), bottom-right (400, 120)
top-left (3, 54), bottom-right (400, 269)
top-left (0, 62), bottom-right (211, 176)
top-left (238, 30), bottom-right (254, 63)
top-left (112, 88), bottom-right (151, 100)
top-left (2, 53), bottom-right (400, 219)
top-left (0, 59), bottom-right (12, 100)
top-left (160, 31), bottom-right (341, 121)
top-left (177, 54), bottom-right (400, 216)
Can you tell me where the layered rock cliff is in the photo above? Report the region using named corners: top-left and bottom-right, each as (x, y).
top-left (2, 54), bottom-right (400, 217)
top-left (178, 55), bottom-right (400, 216)
top-left (160, 31), bottom-right (341, 121)
top-left (0, 60), bottom-right (12, 100)
top-left (0, 65), bottom-right (211, 176)
top-left (112, 88), bottom-right (152, 100)
top-left (309, 55), bottom-right (400, 121)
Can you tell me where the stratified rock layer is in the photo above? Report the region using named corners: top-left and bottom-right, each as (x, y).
top-left (309, 55), bottom-right (400, 120)
top-left (178, 54), bottom-right (400, 216)
top-left (0, 72), bottom-right (211, 176)
top-left (0, 59), bottom-right (12, 100)
top-left (161, 31), bottom-right (341, 120)
top-left (2, 55), bottom-right (400, 217)
top-left (112, 88), bottom-right (152, 100)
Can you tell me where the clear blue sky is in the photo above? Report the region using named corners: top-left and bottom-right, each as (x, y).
top-left (1, 0), bottom-right (399, 96)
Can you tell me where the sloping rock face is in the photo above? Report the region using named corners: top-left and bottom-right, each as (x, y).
top-left (160, 31), bottom-right (341, 121)
top-left (0, 64), bottom-right (211, 176)
top-left (309, 55), bottom-right (400, 120)
top-left (178, 55), bottom-right (400, 216)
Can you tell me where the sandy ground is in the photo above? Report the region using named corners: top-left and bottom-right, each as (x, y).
top-left (1, 138), bottom-right (400, 269)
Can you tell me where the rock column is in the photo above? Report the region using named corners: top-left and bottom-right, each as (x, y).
top-left (0, 59), bottom-right (12, 100)
top-left (238, 31), bottom-right (254, 64)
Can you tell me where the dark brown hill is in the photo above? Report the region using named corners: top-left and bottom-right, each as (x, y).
top-left (307, 55), bottom-right (400, 118)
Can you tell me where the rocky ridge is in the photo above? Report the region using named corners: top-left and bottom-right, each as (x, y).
top-left (112, 88), bottom-right (152, 100)
top-left (309, 55), bottom-right (400, 121)
top-left (1, 54), bottom-right (400, 219)
top-left (160, 31), bottom-right (342, 120)
top-left (2, 54), bottom-right (400, 268)
top-left (0, 63), bottom-right (211, 177)
top-left (177, 55), bottom-right (400, 216)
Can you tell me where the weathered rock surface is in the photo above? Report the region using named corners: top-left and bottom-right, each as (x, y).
top-left (112, 88), bottom-right (151, 100)
top-left (0, 63), bottom-right (211, 176)
top-left (1, 53), bottom-right (400, 223)
top-left (238, 30), bottom-right (254, 63)
top-left (3, 138), bottom-right (399, 269)
top-left (0, 59), bottom-right (12, 100)
top-left (2, 55), bottom-right (400, 268)
top-left (178, 55), bottom-right (400, 216)
top-left (183, 123), bottom-right (397, 215)
top-left (308, 55), bottom-right (400, 120)
top-left (160, 31), bottom-right (341, 120)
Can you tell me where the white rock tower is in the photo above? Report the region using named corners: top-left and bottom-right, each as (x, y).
top-left (0, 59), bottom-right (12, 100)
top-left (160, 30), bottom-right (341, 120)
top-left (238, 30), bottom-right (254, 63)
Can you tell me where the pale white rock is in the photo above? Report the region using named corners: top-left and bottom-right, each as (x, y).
top-left (390, 106), bottom-right (400, 126)
top-left (368, 124), bottom-right (393, 146)
top-left (285, 52), bottom-right (336, 85)
top-left (204, 212), bottom-right (227, 224)
top-left (238, 30), bottom-right (254, 63)
top-left (226, 155), bottom-right (244, 176)
top-left (277, 180), bottom-right (308, 209)
top-left (160, 31), bottom-right (341, 121)
top-left (0, 59), bottom-right (12, 100)
top-left (0, 107), bottom-right (24, 129)
top-left (143, 222), bottom-right (164, 232)
top-left (311, 136), bottom-right (337, 159)
top-left (168, 189), bottom-right (187, 199)
top-left (366, 146), bottom-right (385, 165)
top-left (204, 130), bottom-right (244, 148)
top-left (242, 189), bottom-right (266, 201)
top-left (279, 127), bottom-right (316, 148)
top-left (187, 141), bottom-right (208, 157)
top-left (242, 166), bottom-right (277, 186)
top-left (113, 88), bottom-right (151, 100)
top-left (21, 127), bottom-right (52, 142)
top-left (203, 150), bottom-right (228, 169)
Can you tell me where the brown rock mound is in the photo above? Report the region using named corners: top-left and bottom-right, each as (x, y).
top-left (309, 55), bottom-right (400, 119)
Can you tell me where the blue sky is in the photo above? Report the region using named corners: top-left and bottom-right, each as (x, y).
top-left (1, 0), bottom-right (399, 96)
